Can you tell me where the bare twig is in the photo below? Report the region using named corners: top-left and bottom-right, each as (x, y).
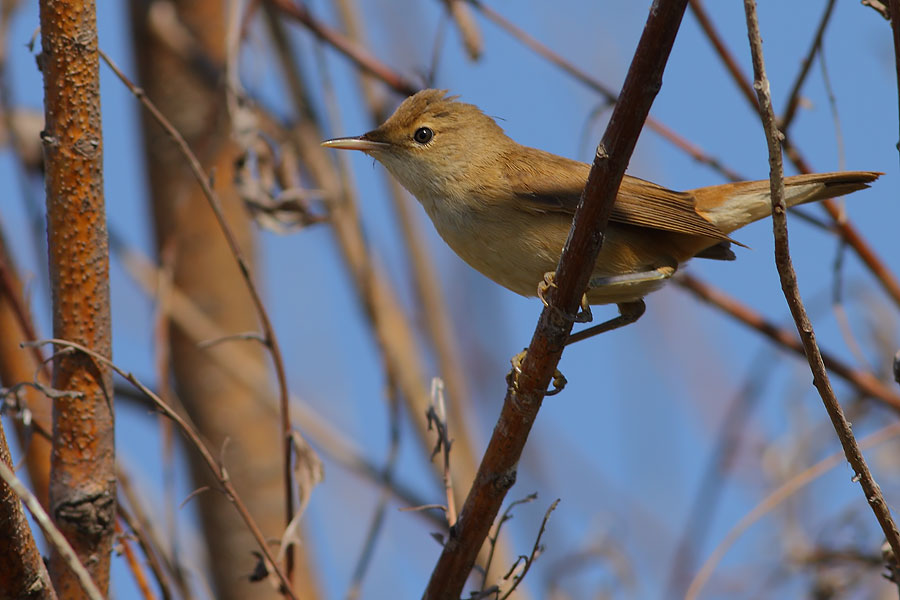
top-left (117, 502), bottom-right (177, 600)
top-left (496, 499), bottom-right (559, 600)
top-left (480, 493), bottom-right (538, 595)
top-left (111, 233), bottom-right (445, 529)
top-left (688, 0), bottom-right (758, 110)
top-left (0, 458), bottom-right (99, 600)
top-left (779, 0), bottom-right (836, 132)
top-left (115, 518), bottom-right (159, 600)
top-left (345, 379), bottom-right (402, 600)
top-left (427, 378), bottom-right (457, 527)
top-left (743, 0), bottom-right (900, 583)
top-left (690, 0), bottom-right (900, 308)
top-left (442, 0), bottom-right (483, 60)
top-left (98, 48), bottom-right (297, 577)
top-left (889, 0), bottom-right (900, 167)
top-left (676, 274), bottom-right (900, 410)
top-left (685, 421), bottom-right (900, 599)
top-left (266, 0), bottom-right (419, 94)
top-left (423, 1), bottom-right (691, 596)
top-left (26, 338), bottom-right (300, 600)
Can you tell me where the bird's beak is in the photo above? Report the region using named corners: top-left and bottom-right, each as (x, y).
top-left (321, 135), bottom-right (390, 152)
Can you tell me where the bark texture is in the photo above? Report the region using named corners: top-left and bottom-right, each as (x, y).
top-left (39, 0), bottom-right (115, 596)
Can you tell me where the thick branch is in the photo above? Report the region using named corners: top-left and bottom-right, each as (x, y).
top-left (38, 0), bottom-right (115, 594)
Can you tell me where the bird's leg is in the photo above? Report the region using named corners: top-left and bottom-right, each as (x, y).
top-left (538, 271), bottom-right (593, 323)
top-left (566, 300), bottom-right (646, 346)
top-left (587, 265), bottom-right (675, 289)
top-left (563, 264), bottom-right (674, 345)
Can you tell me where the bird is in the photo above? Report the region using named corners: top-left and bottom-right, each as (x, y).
top-left (322, 89), bottom-right (879, 336)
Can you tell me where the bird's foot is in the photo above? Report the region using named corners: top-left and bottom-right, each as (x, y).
top-left (538, 271), bottom-right (592, 323)
top-left (537, 271), bottom-right (557, 308)
top-left (508, 349), bottom-right (567, 396)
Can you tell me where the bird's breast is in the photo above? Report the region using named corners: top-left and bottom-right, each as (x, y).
top-left (424, 198), bottom-right (569, 297)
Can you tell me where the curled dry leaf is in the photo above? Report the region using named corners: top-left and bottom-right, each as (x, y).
top-left (277, 430), bottom-right (324, 562)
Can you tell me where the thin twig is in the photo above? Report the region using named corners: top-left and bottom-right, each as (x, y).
top-left (427, 378), bottom-right (457, 527)
top-left (26, 338), bottom-right (300, 600)
top-left (890, 0), bottom-right (900, 168)
top-left (480, 493), bottom-right (538, 595)
top-left (0, 459), bottom-right (103, 600)
top-left (97, 48), bottom-right (297, 579)
top-left (345, 378), bottom-right (402, 600)
top-left (685, 421), bottom-right (900, 599)
top-left (115, 518), bottom-right (159, 600)
top-left (664, 352), bottom-right (774, 597)
top-left (676, 274), bottom-right (900, 410)
top-left (499, 499), bottom-right (559, 600)
top-left (266, 0), bottom-right (419, 94)
top-left (743, 0), bottom-right (900, 584)
top-left (688, 0), bottom-right (758, 110)
top-left (117, 503), bottom-right (176, 600)
top-left (779, 0), bottom-right (836, 132)
top-left (690, 0), bottom-right (900, 308)
top-left (111, 233), bottom-right (445, 529)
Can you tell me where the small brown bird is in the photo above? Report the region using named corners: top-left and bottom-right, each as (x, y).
top-left (323, 89), bottom-right (879, 331)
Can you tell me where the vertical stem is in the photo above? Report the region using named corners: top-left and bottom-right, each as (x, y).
top-left (742, 0), bottom-right (900, 583)
top-left (38, 0), bottom-right (115, 595)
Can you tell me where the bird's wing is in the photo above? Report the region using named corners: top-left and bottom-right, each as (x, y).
top-left (508, 148), bottom-right (734, 242)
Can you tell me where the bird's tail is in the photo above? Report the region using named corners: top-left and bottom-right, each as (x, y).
top-left (691, 171), bottom-right (881, 234)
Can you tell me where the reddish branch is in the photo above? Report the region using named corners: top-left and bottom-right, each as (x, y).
top-left (677, 275), bottom-right (900, 410)
top-left (691, 0), bottom-right (900, 308)
top-left (38, 0), bottom-right (116, 594)
top-left (422, 1), bottom-right (691, 597)
top-left (266, 0), bottom-right (419, 94)
top-left (890, 0), bottom-right (900, 167)
top-left (0, 423), bottom-right (55, 598)
top-left (743, 0), bottom-right (900, 579)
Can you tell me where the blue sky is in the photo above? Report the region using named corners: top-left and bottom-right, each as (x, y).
top-left (2, 1), bottom-right (899, 598)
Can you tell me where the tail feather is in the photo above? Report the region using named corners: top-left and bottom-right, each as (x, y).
top-left (691, 171), bottom-right (881, 234)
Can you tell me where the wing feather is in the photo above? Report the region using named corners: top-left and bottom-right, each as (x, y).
top-left (507, 148), bottom-right (735, 243)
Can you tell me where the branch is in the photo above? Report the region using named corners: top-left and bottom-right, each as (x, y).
top-left (0, 459), bottom-right (95, 599)
top-left (266, 0), bottom-right (419, 94)
top-left (26, 339), bottom-right (300, 600)
top-left (97, 48), bottom-right (298, 579)
top-left (690, 0), bottom-right (900, 308)
top-left (890, 0), bottom-right (900, 167)
top-left (422, 1), bottom-right (691, 597)
top-left (38, 0), bottom-right (115, 591)
top-left (676, 275), bottom-right (900, 410)
top-left (743, 0), bottom-right (900, 583)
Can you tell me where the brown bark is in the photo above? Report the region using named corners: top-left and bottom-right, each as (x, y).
top-left (0, 417), bottom-right (55, 599)
top-left (128, 2), bottom-right (318, 598)
top-left (38, 0), bottom-right (116, 596)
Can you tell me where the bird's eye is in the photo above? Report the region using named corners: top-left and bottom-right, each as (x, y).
top-left (413, 127), bottom-right (434, 144)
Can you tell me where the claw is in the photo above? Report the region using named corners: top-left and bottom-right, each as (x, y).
top-left (507, 348), bottom-right (567, 396)
top-left (575, 294), bottom-right (593, 323)
top-left (546, 368), bottom-right (567, 396)
top-left (537, 271), bottom-right (558, 308)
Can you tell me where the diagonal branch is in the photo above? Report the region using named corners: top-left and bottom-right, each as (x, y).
top-left (742, 0), bottom-right (900, 583)
top-left (422, 1), bottom-right (691, 597)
